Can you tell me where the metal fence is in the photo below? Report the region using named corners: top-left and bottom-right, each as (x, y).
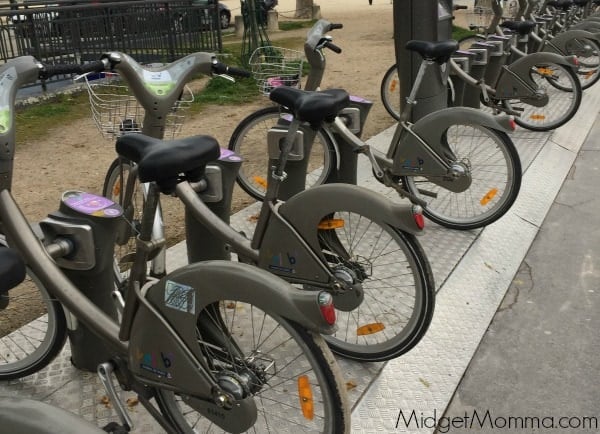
top-left (0, 0), bottom-right (223, 83)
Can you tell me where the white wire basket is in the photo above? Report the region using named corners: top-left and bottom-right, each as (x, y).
top-left (78, 72), bottom-right (194, 140)
top-left (249, 46), bottom-right (304, 95)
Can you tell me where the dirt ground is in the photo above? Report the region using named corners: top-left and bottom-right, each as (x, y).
top-left (11, 0), bottom-right (397, 247)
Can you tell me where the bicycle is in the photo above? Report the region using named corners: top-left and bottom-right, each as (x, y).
top-left (228, 19), bottom-right (375, 201)
top-left (95, 51), bottom-right (436, 363)
top-left (383, 1), bottom-right (584, 131)
top-left (0, 55), bottom-right (351, 433)
top-left (458, 0), bottom-right (600, 89)
top-left (232, 38), bottom-right (523, 231)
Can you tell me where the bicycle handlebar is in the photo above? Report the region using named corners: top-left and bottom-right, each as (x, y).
top-left (211, 61), bottom-right (252, 78)
top-left (39, 60), bottom-right (108, 80)
top-left (323, 41), bottom-right (342, 54)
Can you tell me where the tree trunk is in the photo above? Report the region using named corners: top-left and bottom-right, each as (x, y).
top-left (295, 0), bottom-right (314, 18)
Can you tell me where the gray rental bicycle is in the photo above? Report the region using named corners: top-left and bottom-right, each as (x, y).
top-left (234, 39), bottom-right (523, 231)
top-left (0, 56), bottom-right (351, 433)
top-left (95, 51), bottom-right (435, 363)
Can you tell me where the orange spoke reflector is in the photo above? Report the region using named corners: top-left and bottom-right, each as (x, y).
top-left (356, 322), bottom-right (385, 336)
top-left (537, 67), bottom-right (554, 76)
top-left (390, 79), bottom-right (398, 92)
top-left (318, 218), bottom-right (345, 230)
top-left (112, 181), bottom-right (122, 197)
top-left (480, 188), bottom-right (498, 206)
top-left (298, 375), bottom-right (314, 420)
top-left (585, 70), bottom-right (597, 78)
top-left (529, 114), bottom-right (546, 120)
top-left (252, 176), bottom-right (268, 189)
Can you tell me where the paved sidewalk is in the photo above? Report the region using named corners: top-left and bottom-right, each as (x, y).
top-left (440, 118), bottom-right (600, 433)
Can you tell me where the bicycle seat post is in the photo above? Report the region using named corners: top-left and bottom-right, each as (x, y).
top-left (400, 59), bottom-right (431, 124)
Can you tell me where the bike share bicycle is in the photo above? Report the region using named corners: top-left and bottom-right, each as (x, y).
top-left (93, 51), bottom-right (435, 362)
top-left (231, 30), bottom-right (523, 230)
top-left (383, 0), bottom-right (583, 132)
top-left (0, 55), bottom-right (350, 433)
top-left (229, 19), bottom-right (374, 201)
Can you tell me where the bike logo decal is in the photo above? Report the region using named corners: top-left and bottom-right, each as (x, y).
top-left (268, 251), bottom-right (297, 274)
top-left (401, 157), bottom-right (425, 172)
top-left (135, 349), bottom-right (173, 379)
top-left (164, 280), bottom-right (196, 314)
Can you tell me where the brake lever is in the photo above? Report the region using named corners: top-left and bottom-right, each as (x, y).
top-left (215, 74), bottom-right (235, 82)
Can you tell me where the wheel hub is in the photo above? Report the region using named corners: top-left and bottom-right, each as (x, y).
top-left (331, 264), bottom-right (365, 312)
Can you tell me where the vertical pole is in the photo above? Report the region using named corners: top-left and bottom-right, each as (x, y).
top-left (393, 0), bottom-right (453, 122)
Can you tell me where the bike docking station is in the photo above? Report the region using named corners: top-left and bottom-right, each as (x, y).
top-left (2, 4), bottom-right (600, 434)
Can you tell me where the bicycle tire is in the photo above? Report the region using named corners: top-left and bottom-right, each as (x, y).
top-left (154, 303), bottom-right (349, 433)
top-left (311, 211), bottom-right (435, 362)
top-left (102, 158), bottom-right (146, 285)
top-left (563, 37), bottom-right (600, 90)
top-left (0, 267), bottom-right (67, 380)
top-left (508, 62), bottom-right (582, 131)
top-left (228, 106), bottom-right (336, 201)
top-left (403, 124), bottom-right (522, 230)
top-left (380, 64), bottom-right (401, 121)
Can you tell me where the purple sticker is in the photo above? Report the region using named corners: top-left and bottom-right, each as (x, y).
top-left (350, 95), bottom-right (372, 104)
top-left (62, 191), bottom-right (122, 218)
top-left (219, 148), bottom-right (243, 162)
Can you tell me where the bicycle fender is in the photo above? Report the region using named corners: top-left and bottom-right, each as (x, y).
top-left (129, 261), bottom-right (336, 392)
top-left (496, 51), bottom-right (578, 99)
top-left (392, 107), bottom-right (514, 176)
top-left (545, 30), bottom-right (600, 55)
top-left (276, 183), bottom-right (422, 265)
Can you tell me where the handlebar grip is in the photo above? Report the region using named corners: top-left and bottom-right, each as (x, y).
top-left (226, 66), bottom-right (252, 78)
top-left (212, 61), bottom-right (252, 78)
top-left (453, 5), bottom-right (468, 10)
top-left (324, 41), bottom-right (342, 54)
top-left (40, 60), bottom-right (106, 79)
top-left (329, 23), bottom-right (343, 30)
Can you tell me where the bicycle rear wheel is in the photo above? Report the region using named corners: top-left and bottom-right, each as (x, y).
top-left (563, 37), bottom-right (600, 90)
top-left (508, 62), bottom-right (582, 131)
top-left (314, 211), bottom-right (435, 362)
top-left (154, 301), bottom-right (349, 433)
top-left (0, 267), bottom-right (67, 380)
top-left (403, 124), bottom-right (522, 230)
top-left (228, 106), bottom-right (335, 201)
top-left (380, 64), bottom-right (401, 120)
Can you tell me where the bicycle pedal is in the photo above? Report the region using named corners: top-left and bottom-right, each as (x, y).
top-left (417, 188), bottom-right (438, 199)
top-left (98, 362), bottom-right (134, 431)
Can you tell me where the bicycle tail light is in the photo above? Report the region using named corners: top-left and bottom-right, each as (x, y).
top-left (508, 116), bottom-right (517, 131)
top-left (297, 375), bottom-right (315, 420)
top-left (412, 205), bottom-right (425, 230)
top-left (317, 291), bottom-right (336, 325)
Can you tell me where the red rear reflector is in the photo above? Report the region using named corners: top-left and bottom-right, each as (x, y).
top-left (508, 117), bottom-right (517, 131)
top-left (412, 205), bottom-right (425, 230)
top-left (317, 292), bottom-right (336, 325)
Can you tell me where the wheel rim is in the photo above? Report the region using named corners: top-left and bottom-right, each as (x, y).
top-left (0, 270), bottom-right (61, 376)
top-left (156, 303), bottom-right (338, 432)
top-left (316, 212), bottom-right (429, 358)
top-left (405, 124), bottom-right (516, 227)
top-left (233, 111), bottom-right (331, 200)
top-left (511, 63), bottom-right (580, 130)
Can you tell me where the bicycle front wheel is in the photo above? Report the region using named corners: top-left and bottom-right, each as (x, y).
top-left (102, 158), bottom-right (146, 284)
top-left (380, 64), bottom-right (401, 120)
top-left (403, 124), bottom-right (522, 230)
top-left (508, 62), bottom-right (582, 131)
top-left (154, 301), bottom-right (349, 433)
top-left (228, 106), bottom-right (335, 201)
top-left (0, 267), bottom-right (67, 380)
top-left (315, 211), bottom-right (435, 362)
